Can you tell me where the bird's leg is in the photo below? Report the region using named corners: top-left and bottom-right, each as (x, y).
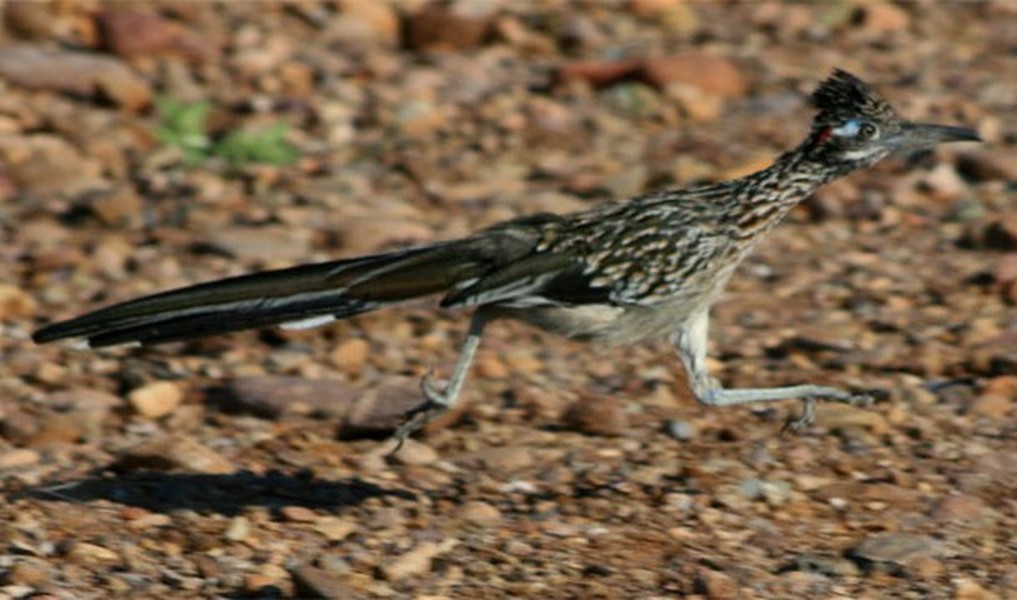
top-left (389, 312), bottom-right (489, 455)
top-left (672, 311), bottom-right (874, 431)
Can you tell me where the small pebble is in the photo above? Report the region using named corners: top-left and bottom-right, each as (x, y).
top-left (0, 448), bottom-right (41, 469)
top-left (314, 517), bottom-right (357, 541)
top-left (224, 516), bottom-right (250, 542)
top-left (459, 501), bottom-right (501, 525)
top-left (128, 381), bottom-right (182, 419)
top-left (666, 419), bottom-right (696, 440)
top-left (850, 533), bottom-right (941, 567)
top-left (65, 542), bottom-right (119, 563)
top-left (279, 506), bottom-right (319, 523)
top-left (561, 396), bottom-right (628, 437)
top-left (380, 539), bottom-right (458, 582)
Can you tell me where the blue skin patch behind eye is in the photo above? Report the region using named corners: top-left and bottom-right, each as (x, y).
top-left (832, 119), bottom-right (861, 138)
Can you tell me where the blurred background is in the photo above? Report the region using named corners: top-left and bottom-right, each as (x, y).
top-left (1, 1), bottom-right (1015, 598)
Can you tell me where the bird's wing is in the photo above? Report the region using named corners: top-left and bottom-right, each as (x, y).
top-left (440, 214), bottom-right (618, 309)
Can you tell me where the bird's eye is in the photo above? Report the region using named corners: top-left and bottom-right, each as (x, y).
top-left (857, 122), bottom-right (878, 139)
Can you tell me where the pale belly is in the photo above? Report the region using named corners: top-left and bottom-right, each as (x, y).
top-left (490, 252), bottom-right (742, 345)
top-left (495, 296), bottom-right (706, 346)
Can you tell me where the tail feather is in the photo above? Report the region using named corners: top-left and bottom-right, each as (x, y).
top-left (32, 240), bottom-right (485, 348)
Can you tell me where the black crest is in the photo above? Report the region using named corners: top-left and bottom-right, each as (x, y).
top-left (810, 69), bottom-right (898, 129)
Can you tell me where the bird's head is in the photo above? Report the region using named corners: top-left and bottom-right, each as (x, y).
top-left (804, 69), bottom-right (980, 170)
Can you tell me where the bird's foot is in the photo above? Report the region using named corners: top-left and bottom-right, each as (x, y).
top-left (387, 371), bottom-right (450, 457)
top-left (781, 388), bottom-right (880, 434)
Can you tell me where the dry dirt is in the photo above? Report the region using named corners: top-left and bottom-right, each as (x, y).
top-left (1, 2), bottom-right (1016, 599)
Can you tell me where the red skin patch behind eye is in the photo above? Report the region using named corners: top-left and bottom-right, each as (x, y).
top-left (817, 127), bottom-right (833, 144)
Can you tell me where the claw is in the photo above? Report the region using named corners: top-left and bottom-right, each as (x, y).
top-left (420, 369), bottom-right (445, 402)
top-left (782, 397), bottom-right (816, 434)
top-left (386, 371), bottom-right (451, 458)
top-left (781, 389), bottom-right (877, 435)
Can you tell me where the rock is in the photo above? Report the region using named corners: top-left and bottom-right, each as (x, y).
top-left (562, 396), bottom-right (628, 436)
top-left (738, 478), bottom-right (792, 507)
top-left (0, 406), bottom-right (39, 446)
top-left (379, 538), bottom-right (458, 581)
top-left (493, 15), bottom-right (556, 53)
top-left (340, 378), bottom-right (428, 438)
top-left (602, 165), bottom-right (649, 198)
top-left (954, 578), bottom-right (996, 600)
top-left (983, 216), bottom-right (1017, 250)
top-left (228, 376), bottom-right (356, 419)
top-left (0, 46), bottom-right (152, 111)
top-left (388, 438), bottom-right (440, 466)
top-left (0, 284), bottom-right (36, 319)
top-left (849, 533), bottom-right (941, 568)
top-left (470, 445), bottom-right (535, 473)
top-left (331, 0), bottom-right (400, 46)
top-left (405, 2), bottom-right (493, 51)
top-left (85, 184), bottom-right (144, 228)
top-left (243, 574), bottom-right (276, 595)
top-left (33, 363), bottom-right (66, 386)
top-left (628, 0), bottom-right (699, 33)
top-left (666, 419), bottom-right (696, 441)
top-left (790, 554), bottom-right (861, 578)
top-left (558, 14), bottom-right (607, 50)
top-left (475, 354), bottom-right (510, 379)
top-left (291, 563), bottom-right (358, 600)
top-left (279, 506), bottom-right (319, 523)
top-left (694, 568), bottom-right (739, 600)
top-left (65, 541), bottom-right (119, 564)
top-left (460, 500), bottom-right (501, 525)
top-left (982, 375), bottom-right (1017, 399)
top-left (665, 83), bottom-right (725, 122)
top-left (125, 513), bottom-right (172, 531)
top-left (44, 389), bottom-right (121, 440)
top-left (119, 434), bottom-right (237, 474)
top-left (95, 8), bottom-right (214, 61)
top-left (1005, 280), bottom-right (1017, 305)
top-left (947, 197), bottom-right (987, 224)
top-left (26, 412), bottom-right (83, 447)
top-left (957, 150), bottom-right (1017, 182)
top-left (815, 404), bottom-right (889, 435)
top-left (394, 98), bottom-right (445, 138)
top-left (909, 556), bottom-right (946, 580)
top-left (967, 393), bottom-right (1012, 420)
top-left (314, 517), bottom-right (358, 542)
top-left (0, 448), bottom-right (41, 469)
top-left (639, 54), bottom-right (747, 98)
top-left (857, 1), bottom-right (911, 33)
top-left (338, 216), bottom-right (434, 255)
top-left (5, 562), bottom-right (50, 586)
top-left (627, 0), bottom-right (679, 16)
top-left (3, 2), bottom-right (60, 39)
top-left (2, 133), bottom-right (106, 197)
top-left (918, 163), bottom-right (967, 201)
top-left (329, 338), bottom-right (370, 377)
top-left (930, 494), bottom-right (995, 525)
top-left (995, 254), bottom-right (1017, 285)
top-left (202, 225), bottom-right (313, 263)
top-left (128, 381), bottom-right (183, 419)
top-left (224, 516), bottom-right (250, 542)
top-left (230, 33), bottom-right (293, 77)
top-left (556, 59), bottom-right (643, 89)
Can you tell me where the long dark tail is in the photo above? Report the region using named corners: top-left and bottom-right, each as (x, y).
top-left (32, 240), bottom-right (490, 348)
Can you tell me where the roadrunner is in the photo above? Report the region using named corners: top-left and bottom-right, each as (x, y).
top-left (34, 70), bottom-right (979, 448)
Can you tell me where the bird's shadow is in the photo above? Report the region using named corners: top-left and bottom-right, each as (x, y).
top-left (14, 470), bottom-right (416, 516)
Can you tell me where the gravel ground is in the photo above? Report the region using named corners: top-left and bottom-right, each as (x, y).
top-left (1, 2), bottom-right (1016, 598)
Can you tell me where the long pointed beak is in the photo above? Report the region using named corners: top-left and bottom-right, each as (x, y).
top-left (896, 122), bottom-right (981, 149)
